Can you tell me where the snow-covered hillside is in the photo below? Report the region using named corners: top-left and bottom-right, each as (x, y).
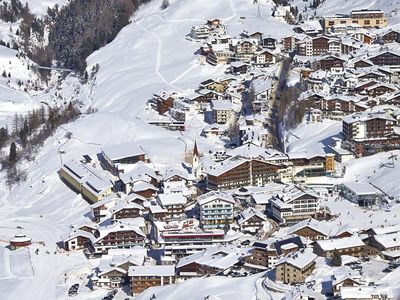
top-left (1, 0), bottom-right (400, 299)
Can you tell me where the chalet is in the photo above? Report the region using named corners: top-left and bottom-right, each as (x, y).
top-left (92, 248), bottom-right (146, 289)
top-left (313, 236), bottom-right (365, 258)
top-left (331, 274), bottom-right (361, 297)
top-left (287, 218), bottom-right (330, 240)
top-left (176, 245), bottom-right (251, 277)
top-left (340, 182), bottom-right (383, 207)
top-left (197, 191), bottom-right (235, 229)
top-left (385, 92), bottom-right (400, 106)
top-left (128, 265), bottom-right (175, 295)
top-left (269, 185), bottom-right (320, 225)
top-left (254, 50), bottom-right (276, 66)
top-left (101, 141), bottom-right (147, 175)
top-left (380, 29), bottom-right (400, 43)
top-left (369, 51), bottom-right (400, 67)
top-left (211, 100), bottom-right (233, 124)
top-left (207, 18), bottom-right (221, 27)
top-left (110, 201), bottom-right (144, 222)
top-left (93, 223), bottom-right (146, 255)
top-left (366, 83), bottom-right (397, 97)
top-left (236, 207), bottom-right (271, 233)
top-left (351, 32), bottom-right (374, 44)
top-left (353, 58), bottom-right (374, 68)
top-left (262, 37), bottom-right (277, 49)
top-left (246, 236), bottom-right (306, 269)
top-left (353, 80), bottom-right (378, 94)
top-left (153, 90), bottom-right (177, 114)
top-left (288, 152), bottom-right (335, 176)
top-left (91, 194), bottom-right (119, 222)
top-left (163, 168), bottom-right (194, 185)
top-left (157, 193), bottom-right (187, 220)
top-left (71, 222), bottom-right (98, 235)
top-left (206, 45), bottom-right (234, 65)
top-left (312, 36), bottom-right (330, 56)
top-left (282, 35), bottom-right (299, 52)
top-left (119, 163), bottom-right (160, 194)
top-left (232, 39), bottom-right (259, 61)
top-left (315, 54), bottom-right (346, 71)
top-left (203, 124), bottom-right (226, 137)
top-left (148, 202), bottom-right (168, 221)
top-left (364, 224), bottom-right (400, 237)
top-left (190, 25), bottom-right (211, 40)
top-left (252, 77), bottom-right (273, 111)
top-left (275, 250), bottom-right (317, 284)
top-left (131, 180), bottom-right (158, 199)
top-left (64, 230), bottom-right (95, 251)
top-left (367, 232), bottom-right (400, 253)
top-left (205, 156), bottom-right (283, 190)
top-left (230, 61), bottom-right (250, 74)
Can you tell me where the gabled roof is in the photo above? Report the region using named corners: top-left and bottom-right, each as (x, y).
top-left (237, 207), bottom-right (267, 225)
top-left (288, 218), bottom-right (331, 237)
top-left (276, 249), bottom-right (317, 269)
top-left (197, 190), bottom-right (235, 206)
top-left (64, 229), bottom-right (96, 244)
top-left (96, 222), bottom-right (146, 241)
top-left (110, 201), bottom-right (144, 214)
top-left (315, 236), bottom-right (364, 251)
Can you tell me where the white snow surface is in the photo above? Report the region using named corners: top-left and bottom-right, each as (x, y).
top-left (0, 0), bottom-right (399, 299)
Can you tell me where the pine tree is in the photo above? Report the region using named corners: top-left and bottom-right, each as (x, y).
top-left (9, 142), bottom-right (17, 165)
top-left (331, 249), bottom-right (342, 266)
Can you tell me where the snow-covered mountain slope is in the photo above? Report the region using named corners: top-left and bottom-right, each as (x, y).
top-left (0, 1), bottom-right (291, 299)
top-left (82, 0), bottom-right (291, 116)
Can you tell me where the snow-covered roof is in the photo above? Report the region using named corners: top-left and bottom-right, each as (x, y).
top-left (101, 141), bottom-right (145, 161)
top-left (128, 265), bottom-right (175, 277)
top-left (315, 236), bottom-right (364, 251)
top-left (340, 286), bottom-right (393, 300)
top-left (64, 230), bottom-right (96, 244)
top-left (197, 190), bottom-right (235, 206)
top-left (369, 224), bottom-right (400, 235)
top-left (211, 100), bottom-right (233, 111)
top-left (288, 218), bottom-right (331, 237)
top-left (342, 111), bottom-right (396, 124)
top-left (237, 207), bottom-right (267, 225)
top-left (373, 232), bottom-right (400, 249)
top-left (176, 245), bottom-right (251, 270)
top-left (96, 222), bottom-right (146, 241)
top-left (158, 193), bottom-right (187, 206)
top-left (276, 249), bottom-right (317, 270)
top-left (342, 182), bottom-right (383, 195)
top-left (252, 77), bottom-right (272, 94)
top-left (110, 201), bottom-right (144, 214)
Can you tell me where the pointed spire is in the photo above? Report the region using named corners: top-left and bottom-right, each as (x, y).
top-left (193, 140), bottom-right (200, 157)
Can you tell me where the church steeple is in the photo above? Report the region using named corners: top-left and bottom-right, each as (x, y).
top-left (193, 140), bottom-right (200, 157)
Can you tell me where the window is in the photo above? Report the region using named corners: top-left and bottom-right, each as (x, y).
top-left (364, 20), bottom-right (370, 25)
